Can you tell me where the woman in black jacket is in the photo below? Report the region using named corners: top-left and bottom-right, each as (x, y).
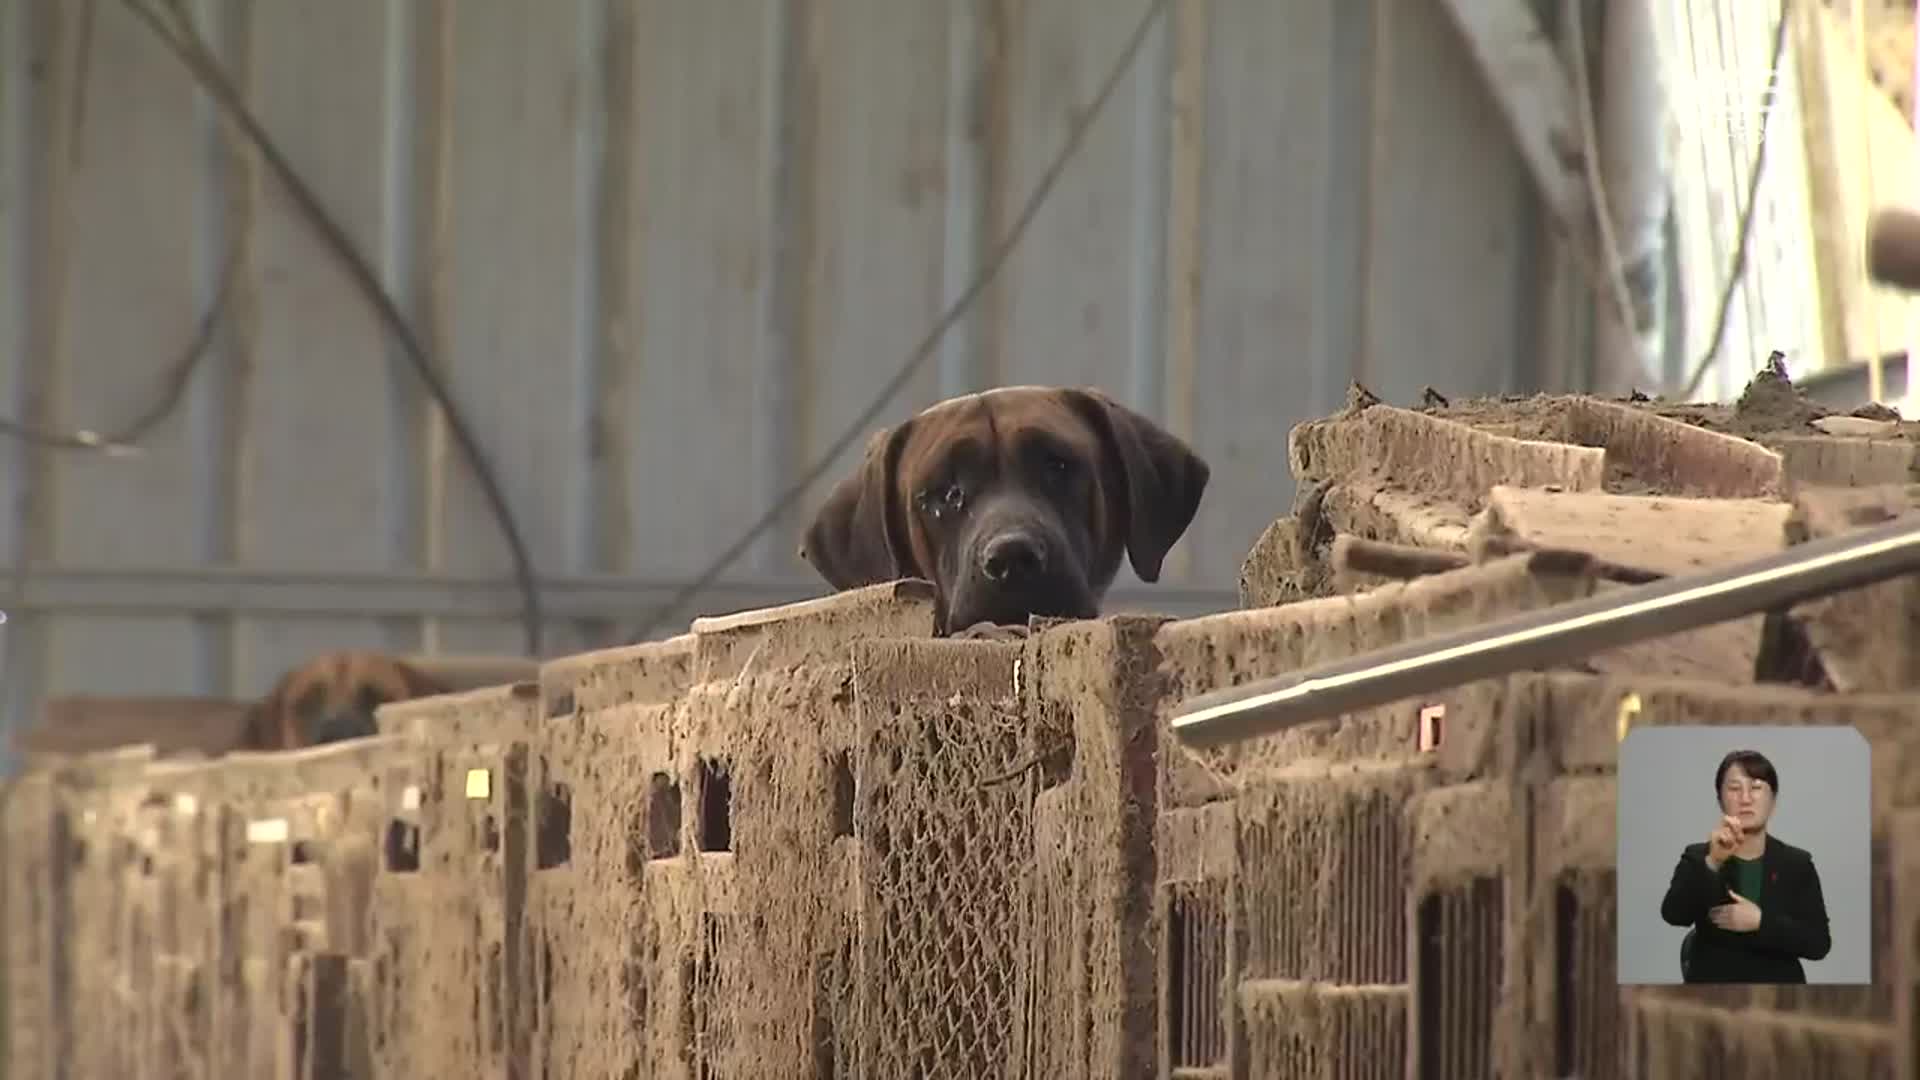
top-left (1658, 748), bottom-right (1833, 984)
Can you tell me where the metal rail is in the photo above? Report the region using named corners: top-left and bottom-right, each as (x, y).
top-left (1169, 210), bottom-right (1920, 748)
top-left (1169, 514), bottom-right (1920, 750)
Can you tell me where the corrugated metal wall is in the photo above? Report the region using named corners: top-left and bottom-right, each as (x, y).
top-left (0, 0), bottom-right (1558, 749)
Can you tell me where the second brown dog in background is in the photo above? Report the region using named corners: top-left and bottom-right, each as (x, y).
top-left (243, 650), bottom-right (452, 751)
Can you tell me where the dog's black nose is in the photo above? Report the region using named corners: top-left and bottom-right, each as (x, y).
top-left (981, 533), bottom-right (1047, 583)
top-left (315, 711), bottom-right (377, 746)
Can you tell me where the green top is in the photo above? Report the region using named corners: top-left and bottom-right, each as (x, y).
top-left (1726, 853), bottom-right (1764, 903)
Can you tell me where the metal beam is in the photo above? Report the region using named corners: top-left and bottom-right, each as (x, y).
top-left (4, 563), bottom-right (1241, 626)
top-left (1434, 0), bottom-right (1588, 234)
top-left (1170, 514), bottom-right (1920, 749)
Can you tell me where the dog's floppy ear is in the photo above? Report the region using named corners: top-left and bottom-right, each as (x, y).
top-left (800, 422), bottom-right (919, 590)
top-left (241, 674), bottom-right (299, 752)
top-left (1067, 388), bottom-right (1211, 582)
top-left (238, 700), bottom-right (276, 752)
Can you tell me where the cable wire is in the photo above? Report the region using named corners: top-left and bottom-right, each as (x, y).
top-left (1677, 0), bottom-right (1792, 401)
top-left (116, 0), bottom-right (546, 654)
top-left (622, 0), bottom-right (1170, 643)
top-left (0, 230), bottom-right (239, 455)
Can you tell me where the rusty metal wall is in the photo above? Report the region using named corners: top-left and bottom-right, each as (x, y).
top-left (0, 0), bottom-right (1559, 763)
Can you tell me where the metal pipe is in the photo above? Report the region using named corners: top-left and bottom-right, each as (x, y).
top-left (1170, 514), bottom-right (1920, 749)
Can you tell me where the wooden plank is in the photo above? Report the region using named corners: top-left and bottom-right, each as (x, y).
top-left (1564, 397), bottom-right (1786, 499)
top-left (45, 4), bottom-right (203, 566)
top-left (20, 695), bottom-right (252, 758)
top-left (0, 0), bottom-right (52, 752)
top-left (1753, 5), bottom-right (1827, 400)
top-left (1466, 489), bottom-right (1779, 687)
top-left (792, 0), bottom-right (951, 576)
top-left (1800, 3), bottom-right (1920, 374)
top-left (993, 0), bottom-right (1161, 393)
top-left (0, 0), bottom-right (33, 570)
top-left (935, 0), bottom-right (994, 400)
top-left (1784, 0), bottom-right (1853, 378)
top-left (235, 0), bottom-right (403, 693)
top-left (1357, 0), bottom-right (1535, 406)
top-left (1182, 0), bottom-right (1336, 585)
top-left (616, 2), bottom-right (783, 595)
top-left (1727, 0), bottom-right (1822, 400)
top-left (1469, 488), bottom-right (1788, 684)
top-left (1472, 486), bottom-right (1792, 576)
top-left (1526, 0), bottom-right (1593, 399)
top-left (687, 578), bottom-right (935, 635)
top-left (238, 0), bottom-right (395, 573)
top-left (1432, 0), bottom-right (1585, 233)
top-left (41, 0), bottom-right (207, 693)
top-left (1318, 484), bottom-right (1475, 552)
top-left (1770, 433), bottom-right (1920, 489)
top-left (1159, 0), bottom-right (1203, 587)
top-left (992, 0), bottom-right (1169, 592)
top-left (1657, 0), bottom-right (1824, 402)
top-left (1289, 404), bottom-right (1608, 499)
top-left (434, 0), bottom-right (594, 654)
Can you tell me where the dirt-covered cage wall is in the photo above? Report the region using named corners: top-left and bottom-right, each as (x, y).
top-left (10, 384), bottom-right (1920, 1079)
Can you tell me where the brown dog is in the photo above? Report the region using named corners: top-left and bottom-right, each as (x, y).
top-left (242, 651), bottom-right (452, 751)
top-left (801, 385), bottom-right (1210, 636)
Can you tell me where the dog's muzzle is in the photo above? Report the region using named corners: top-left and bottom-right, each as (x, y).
top-left (314, 710), bottom-right (379, 746)
top-left (943, 506), bottom-right (1098, 633)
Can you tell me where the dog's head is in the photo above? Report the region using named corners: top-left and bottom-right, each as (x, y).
top-left (243, 651), bottom-right (452, 751)
top-left (800, 386), bottom-right (1210, 634)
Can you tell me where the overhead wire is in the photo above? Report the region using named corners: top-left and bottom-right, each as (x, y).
top-left (108, 0), bottom-right (548, 654)
top-left (622, 0), bottom-right (1171, 643)
top-left (1676, 0), bottom-right (1792, 401)
top-left (14, 0), bottom-right (1795, 654)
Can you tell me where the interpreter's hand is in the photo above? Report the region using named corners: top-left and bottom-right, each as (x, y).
top-left (1705, 815), bottom-right (1741, 869)
top-left (1708, 889), bottom-right (1762, 933)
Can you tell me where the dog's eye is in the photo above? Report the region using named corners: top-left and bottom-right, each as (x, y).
top-left (918, 483), bottom-right (967, 518)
